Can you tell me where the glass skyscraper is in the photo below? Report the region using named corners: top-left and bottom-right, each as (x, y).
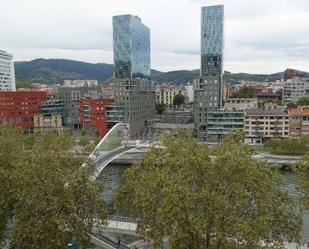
top-left (112, 15), bottom-right (155, 136)
top-left (201, 5), bottom-right (224, 76)
top-left (194, 5), bottom-right (225, 142)
top-left (113, 15), bottom-right (151, 79)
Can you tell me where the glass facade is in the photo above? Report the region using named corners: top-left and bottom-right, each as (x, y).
top-left (113, 15), bottom-right (151, 79)
top-left (201, 5), bottom-right (224, 76)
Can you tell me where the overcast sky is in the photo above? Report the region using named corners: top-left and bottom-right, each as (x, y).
top-left (1, 0), bottom-right (309, 73)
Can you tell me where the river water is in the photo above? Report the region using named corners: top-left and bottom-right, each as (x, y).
top-left (97, 163), bottom-right (309, 245)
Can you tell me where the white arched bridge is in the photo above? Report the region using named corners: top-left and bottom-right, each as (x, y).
top-left (89, 122), bottom-right (153, 180)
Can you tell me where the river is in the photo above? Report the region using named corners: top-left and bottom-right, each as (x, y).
top-left (97, 163), bottom-right (309, 246)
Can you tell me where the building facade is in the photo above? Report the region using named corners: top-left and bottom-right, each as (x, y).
top-left (202, 109), bottom-right (244, 143)
top-left (282, 77), bottom-right (309, 105)
top-left (156, 88), bottom-right (186, 107)
top-left (80, 98), bottom-right (114, 137)
top-left (225, 98), bottom-right (257, 110)
top-left (63, 80), bottom-right (98, 88)
top-left (194, 5), bottom-right (224, 141)
top-left (57, 87), bottom-right (101, 129)
top-left (34, 113), bottom-right (63, 133)
top-left (244, 108), bottom-right (289, 145)
top-left (288, 107), bottom-right (309, 138)
top-left (113, 14), bottom-right (155, 135)
top-left (0, 50), bottom-right (16, 92)
top-left (0, 91), bottom-right (47, 130)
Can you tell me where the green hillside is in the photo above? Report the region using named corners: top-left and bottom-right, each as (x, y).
top-left (14, 59), bottom-right (309, 85)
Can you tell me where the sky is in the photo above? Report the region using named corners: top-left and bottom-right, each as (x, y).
top-left (1, 0), bottom-right (309, 74)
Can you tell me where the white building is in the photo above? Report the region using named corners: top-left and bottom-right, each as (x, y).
top-left (63, 80), bottom-right (98, 88)
top-left (0, 50), bottom-right (16, 91)
top-left (185, 84), bottom-right (194, 103)
top-left (282, 77), bottom-right (309, 105)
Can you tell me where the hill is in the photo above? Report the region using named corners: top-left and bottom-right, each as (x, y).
top-left (14, 59), bottom-right (309, 84)
top-left (15, 59), bottom-right (114, 84)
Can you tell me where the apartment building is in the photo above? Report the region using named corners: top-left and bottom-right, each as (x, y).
top-left (0, 50), bottom-right (15, 91)
top-left (225, 98), bottom-right (257, 110)
top-left (244, 108), bottom-right (289, 145)
top-left (288, 107), bottom-right (309, 138)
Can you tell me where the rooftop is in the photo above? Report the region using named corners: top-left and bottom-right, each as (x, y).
top-left (288, 106), bottom-right (309, 116)
top-left (245, 108), bottom-right (288, 116)
top-left (254, 92), bottom-right (280, 97)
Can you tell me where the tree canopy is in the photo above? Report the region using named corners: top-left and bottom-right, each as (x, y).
top-left (297, 97), bottom-right (309, 106)
top-left (0, 127), bottom-right (107, 249)
top-left (155, 103), bottom-right (165, 115)
top-left (231, 87), bottom-right (256, 98)
top-left (115, 130), bottom-right (302, 249)
top-left (173, 93), bottom-right (185, 106)
top-left (264, 135), bottom-right (309, 155)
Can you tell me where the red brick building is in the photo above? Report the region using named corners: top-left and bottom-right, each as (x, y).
top-left (80, 98), bottom-right (114, 137)
top-left (0, 91), bottom-right (48, 130)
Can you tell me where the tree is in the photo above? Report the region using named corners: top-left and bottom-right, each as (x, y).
top-left (0, 127), bottom-right (107, 249)
top-left (231, 87), bottom-right (256, 98)
top-left (293, 151), bottom-right (309, 211)
top-left (297, 97), bottom-right (309, 106)
top-left (79, 135), bottom-right (90, 146)
top-left (287, 102), bottom-right (297, 108)
top-left (115, 130), bottom-right (302, 249)
top-left (155, 103), bottom-right (165, 115)
top-left (173, 93), bottom-right (185, 106)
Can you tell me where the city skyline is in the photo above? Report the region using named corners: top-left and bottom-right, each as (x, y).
top-left (1, 0), bottom-right (309, 74)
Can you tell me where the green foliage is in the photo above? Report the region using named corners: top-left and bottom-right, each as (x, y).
top-left (173, 93), bottom-right (185, 106)
top-left (264, 135), bottom-right (309, 155)
top-left (287, 102), bottom-right (297, 108)
top-left (0, 127), bottom-right (107, 249)
top-left (231, 86), bottom-right (256, 98)
top-left (155, 103), bottom-right (165, 115)
top-left (297, 97), bottom-right (309, 106)
top-left (115, 129), bottom-right (302, 249)
top-left (79, 135), bottom-right (89, 146)
top-left (15, 80), bottom-right (33, 89)
top-left (81, 129), bottom-right (87, 136)
top-left (95, 129), bottom-right (101, 138)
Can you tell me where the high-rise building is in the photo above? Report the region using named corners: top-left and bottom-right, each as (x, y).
top-left (194, 5), bottom-right (225, 141)
top-left (112, 14), bottom-right (155, 136)
top-left (0, 50), bottom-right (16, 92)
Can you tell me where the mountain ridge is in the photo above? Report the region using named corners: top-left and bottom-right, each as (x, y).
top-left (14, 58), bottom-right (309, 84)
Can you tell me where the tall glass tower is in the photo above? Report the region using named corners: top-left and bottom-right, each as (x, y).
top-left (194, 5), bottom-right (225, 142)
top-left (111, 15), bottom-right (154, 136)
top-left (201, 5), bottom-right (224, 76)
top-left (113, 15), bottom-right (151, 79)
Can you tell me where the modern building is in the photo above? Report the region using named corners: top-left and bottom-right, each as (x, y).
top-left (57, 86), bottom-right (101, 129)
top-left (112, 14), bottom-right (155, 135)
top-left (194, 5), bottom-right (224, 141)
top-left (33, 113), bottom-right (63, 133)
top-left (288, 106), bottom-right (309, 138)
top-left (0, 50), bottom-right (16, 92)
top-left (201, 109), bottom-right (244, 143)
top-left (244, 108), bottom-right (289, 145)
top-left (41, 95), bottom-right (64, 117)
top-left (80, 98), bottom-right (114, 137)
top-left (0, 91), bottom-right (47, 130)
top-left (225, 98), bottom-right (257, 111)
top-left (282, 77), bottom-right (309, 105)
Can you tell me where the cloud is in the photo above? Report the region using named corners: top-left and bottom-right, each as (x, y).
top-left (0, 0), bottom-right (308, 73)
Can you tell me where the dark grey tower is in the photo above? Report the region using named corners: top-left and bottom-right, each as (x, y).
top-left (194, 5), bottom-right (224, 141)
top-left (112, 15), bottom-right (155, 136)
